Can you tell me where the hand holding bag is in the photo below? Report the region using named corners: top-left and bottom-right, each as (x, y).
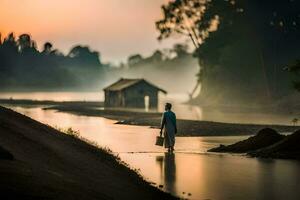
top-left (155, 132), bottom-right (164, 146)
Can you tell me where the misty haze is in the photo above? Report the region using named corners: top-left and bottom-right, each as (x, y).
top-left (0, 0), bottom-right (300, 200)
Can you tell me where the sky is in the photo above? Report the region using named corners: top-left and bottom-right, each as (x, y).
top-left (0, 0), bottom-right (183, 64)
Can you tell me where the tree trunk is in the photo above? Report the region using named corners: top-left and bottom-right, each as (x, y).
top-left (189, 59), bottom-right (208, 103)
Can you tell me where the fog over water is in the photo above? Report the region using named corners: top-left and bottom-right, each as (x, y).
top-left (0, 1), bottom-right (299, 199)
top-left (0, 91), bottom-right (295, 125)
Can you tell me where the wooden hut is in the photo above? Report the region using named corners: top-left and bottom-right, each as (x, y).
top-left (103, 78), bottom-right (167, 109)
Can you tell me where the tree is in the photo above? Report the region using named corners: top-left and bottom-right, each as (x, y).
top-left (292, 118), bottom-right (298, 126)
top-left (127, 54), bottom-right (143, 67)
top-left (17, 34), bottom-right (36, 52)
top-left (156, 0), bottom-right (239, 99)
top-left (0, 33), bottom-right (18, 72)
top-left (4, 33), bottom-right (16, 43)
top-left (2, 33), bottom-right (18, 52)
top-left (42, 42), bottom-right (53, 54)
top-left (68, 45), bottom-right (101, 66)
top-left (172, 43), bottom-right (189, 58)
top-left (150, 50), bottom-right (163, 62)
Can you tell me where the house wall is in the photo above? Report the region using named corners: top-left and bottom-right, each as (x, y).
top-left (104, 80), bottom-right (162, 109)
top-left (123, 81), bottom-right (159, 109)
top-left (104, 90), bottom-right (123, 107)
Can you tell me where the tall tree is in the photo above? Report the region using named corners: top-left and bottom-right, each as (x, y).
top-left (157, 0), bottom-right (300, 105)
top-left (156, 0), bottom-right (239, 99)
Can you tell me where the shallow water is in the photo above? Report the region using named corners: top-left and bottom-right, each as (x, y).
top-left (0, 91), bottom-right (104, 101)
top-left (7, 106), bottom-right (300, 200)
top-left (0, 91), bottom-right (295, 125)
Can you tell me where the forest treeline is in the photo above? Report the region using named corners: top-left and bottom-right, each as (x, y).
top-left (1, 0), bottom-right (300, 108)
top-left (0, 33), bottom-right (197, 92)
top-left (0, 33), bottom-right (108, 91)
top-left (0, 29), bottom-right (299, 107)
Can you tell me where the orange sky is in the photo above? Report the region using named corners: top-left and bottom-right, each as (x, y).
top-left (0, 0), bottom-right (182, 63)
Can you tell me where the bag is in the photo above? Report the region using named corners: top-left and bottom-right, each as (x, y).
top-left (155, 135), bottom-right (164, 146)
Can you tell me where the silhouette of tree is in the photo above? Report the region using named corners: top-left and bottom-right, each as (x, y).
top-left (172, 44), bottom-right (189, 58)
top-left (68, 45), bottom-right (101, 66)
top-left (43, 42), bottom-right (53, 54)
top-left (0, 33), bottom-right (18, 74)
top-left (151, 50), bottom-right (163, 62)
top-left (292, 118), bottom-right (298, 126)
top-left (128, 54), bottom-right (143, 67)
top-left (18, 34), bottom-right (37, 53)
top-left (157, 0), bottom-right (300, 105)
top-left (2, 33), bottom-right (18, 53)
top-left (156, 0), bottom-right (238, 99)
top-left (0, 32), bottom-right (106, 90)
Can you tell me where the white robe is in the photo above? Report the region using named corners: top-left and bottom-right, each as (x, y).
top-left (161, 110), bottom-right (177, 148)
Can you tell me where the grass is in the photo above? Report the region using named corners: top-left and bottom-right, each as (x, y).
top-left (54, 126), bottom-right (116, 156)
top-left (52, 125), bottom-right (144, 175)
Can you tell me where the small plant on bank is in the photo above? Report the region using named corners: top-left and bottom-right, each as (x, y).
top-left (65, 127), bottom-right (80, 137)
top-left (292, 118), bottom-right (298, 126)
top-left (52, 126), bottom-right (120, 161)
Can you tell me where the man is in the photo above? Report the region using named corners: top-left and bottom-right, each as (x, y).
top-left (160, 103), bottom-right (177, 152)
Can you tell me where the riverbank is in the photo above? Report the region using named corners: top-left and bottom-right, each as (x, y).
top-left (44, 104), bottom-right (299, 136)
top-left (0, 106), bottom-right (176, 199)
top-left (1, 99), bottom-right (299, 136)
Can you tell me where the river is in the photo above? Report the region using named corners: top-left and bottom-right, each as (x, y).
top-left (0, 91), bottom-right (295, 125)
top-left (5, 105), bottom-right (300, 200)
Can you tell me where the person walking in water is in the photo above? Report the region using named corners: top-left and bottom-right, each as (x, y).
top-left (160, 103), bottom-right (177, 152)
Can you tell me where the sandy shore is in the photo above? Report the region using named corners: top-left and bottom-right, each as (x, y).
top-left (0, 106), bottom-right (176, 200)
top-left (43, 104), bottom-right (299, 136)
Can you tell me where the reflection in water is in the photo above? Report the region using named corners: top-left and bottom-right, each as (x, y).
top-left (0, 91), bottom-right (294, 125)
top-left (257, 159), bottom-right (276, 200)
top-left (0, 92), bottom-right (103, 101)
top-left (5, 106), bottom-right (300, 200)
top-left (156, 153), bottom-right (176, 194)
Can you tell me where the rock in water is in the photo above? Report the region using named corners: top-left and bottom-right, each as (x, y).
top-left (208, 128), bottom-right (285, 153)
top-left (249, 129), bottom-right (300, 159)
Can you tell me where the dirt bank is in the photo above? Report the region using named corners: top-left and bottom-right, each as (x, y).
top-left (0, 106), bottom-right (176, 200)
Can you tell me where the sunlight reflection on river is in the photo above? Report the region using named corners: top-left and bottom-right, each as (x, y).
top-left (6, 106), bottom-right (300, 200)
top-left (0, 91), bottom-right (294, 125)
